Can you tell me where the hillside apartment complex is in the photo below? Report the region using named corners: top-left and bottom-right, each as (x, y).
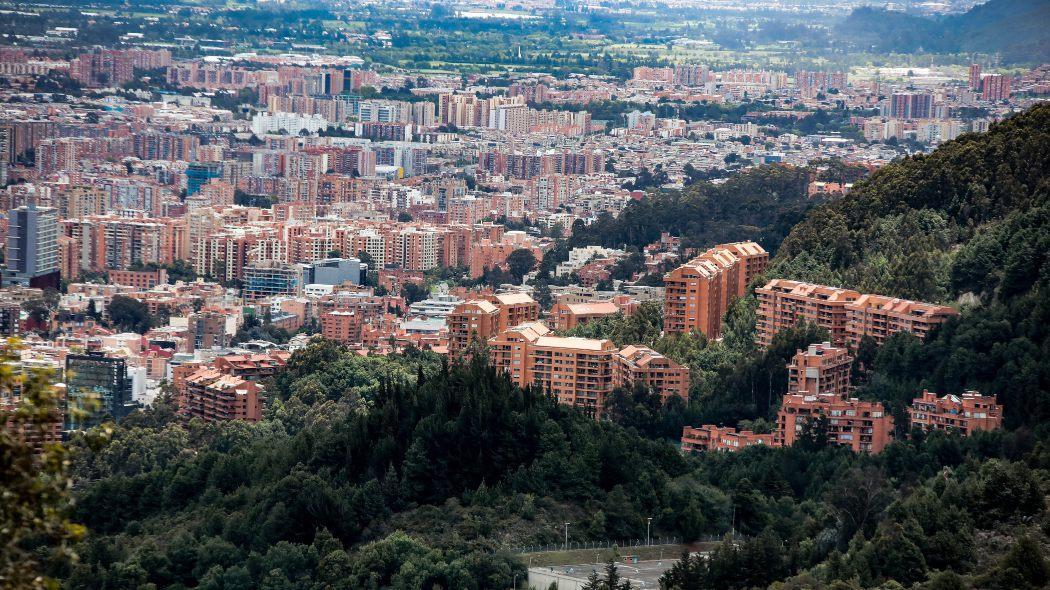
top-left (683, 342), bottom-right (1003, 455)
top-left (663, 241), bottom-right (768, 338)
top-left (446, 292), bottom-right (542, 354)
top-left (755, 279), bottom-right (958, 348)
top-left (488, 322), bottom-right (689, 417)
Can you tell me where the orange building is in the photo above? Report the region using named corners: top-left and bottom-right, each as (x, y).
top-left (321, 310), bottom-right (363, 345)
top-left (484, 292), bottom-right (541, 331)
top-left (845, 294), bottom-right (958, 348)
top-left (775, 393), bottom-right (894, 454)
top-left (489, 323), bottom-right (616, 418)
top-left (787, 342), bottom-right (853, 399)
top-left (908, 390), bottom-right (1002, 435)
top-left (756, 279), bottom-right (861, 347)
top-left (614, 345), bottom-right (690, 402)
top-left (446, 299), bottom-right (500, 354)
top-left (663, 242), bottom-right (768, 338)
top-left (681, 425), bottom-right (773, 453)
top-left (488, 325), bottom-right (689, 417)
top-left (550, 300), bottom-right (620, 331)
top-left (180, 368), bottom-right (263, 423)
top-left (108, 268), bottom-right (168, 289)
top-left (756, 279), bottom-right (957, 349)
top-left (213, 351), bottom-right (291, 382)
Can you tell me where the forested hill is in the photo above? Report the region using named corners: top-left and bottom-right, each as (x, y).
top-left (770, 103), bottom-right (1050, 428)
top-left (568, 164), bottom-right (815, 254)
top-left (836, 0), bottom-right (1050, 63)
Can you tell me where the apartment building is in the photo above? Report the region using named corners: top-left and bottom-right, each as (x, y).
top-left (663, 241), bottom-right (768, 337)
top-left (485, 292), bottom-right (540, 330)
top-left (681, 425), bottom-right (772, 453)
top-left (787, 342), bottom-right (853, 399)
top-left (494, 326), bottom-right (618, 418)
top-left (550, 300), bottom-right (620, 331)
top-left (755, 279), bottom-right (860, 347)
top-left (775, 394), bottom-right (894, 454)
top-left (845, 294), bottom-right (958, 348)
top-left (446, 300), bottom-right (500, 354)
top-left (179, 367), bottom-right (263, 423)
top-left (614, 345), bottom-right (690, 403)
top-left (908, 390), bottom-right (1003, 435)
top-left (447, 293), bottom-right (539, 354)
top-left (488, 324), bottom-right (689, 418)
top-left (212, 351), bottom-right (291, 382)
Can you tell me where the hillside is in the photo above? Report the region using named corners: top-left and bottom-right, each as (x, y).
top-left (837, 0), bottom-right (1050, 63)
top-left (770, 103), bottom-right (1050, 428)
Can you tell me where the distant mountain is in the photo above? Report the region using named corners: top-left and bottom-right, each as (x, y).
top-left (837, 0), bottom-right (1050, 63)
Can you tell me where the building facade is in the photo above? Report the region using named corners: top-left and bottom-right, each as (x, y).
top-left (908, 390), bottom-right (1003, 435)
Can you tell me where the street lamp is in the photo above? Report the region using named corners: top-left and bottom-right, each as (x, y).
top-left (564, 522), bottom-right (570, 550)
top-left (646, 517), bottom-right (652, 547)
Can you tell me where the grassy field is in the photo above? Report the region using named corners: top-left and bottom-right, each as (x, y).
top-left (516, 541), bottom-right (722, 568)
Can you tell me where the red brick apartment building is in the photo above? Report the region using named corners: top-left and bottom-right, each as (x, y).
top-left (108, 268), bottom-right (168, 289)
top-left (755, 279), bottom-right (860, 347)
top-left (664, 242), bottom-right (768, 338)
top-left (614, 345), bottom-right (691, 403)
top-left (787, 342), bottom-right (853, 399)
top-left (321, 310), bottom-right (363, 345)
top-left (446, 293), bottom-right (540, 354)
top-left (488, 323), bottom-right (690, 418)
top-left (446, 300), bottom-right (500, 353)
top-left (213, 351), bottom-right (291, 381)
top-left (908, 390), bottom-right (1003, 435)
top-left (756, 279), bottom-right (957, 349)
top-left (549, 300), bottom-right (620, 331)
top-left (681, 425), bottom-right (773, 453)
top-left (845, 294), bottom-right (959, 348)
top-left (775, 394), bottom-right (894, 454)
top-left (179, 368), bottom-right (263, 423)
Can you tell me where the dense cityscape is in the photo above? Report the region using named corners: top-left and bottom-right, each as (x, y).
top-left (0, 0), bottom-right (1048, 589)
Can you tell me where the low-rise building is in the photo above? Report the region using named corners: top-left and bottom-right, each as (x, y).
top-left (681, 425), bottom-right (773, 453)
top-left (550, 300), bottom-right (620, 331)
top-left (908, 389), bottom-right (1002, 435)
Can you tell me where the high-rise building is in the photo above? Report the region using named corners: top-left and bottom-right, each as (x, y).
top-left (787, 342), bottom-right (853, 399)
top-left (179, 367), bottom-right (263, 423)
top-left (185, 162), bottom-right (222, 196)
top-left (755, 280), bottom-right (861, 348)
top-left (981, 74), bottom-right (1012, 101)
top-left (488, 323), bottom-right (689, 418)
top-left (4, 203), bottom-right (59, 288)
top-left (65, 352), bottom-right (137, 431)
top-left (447, 300), bottom-right (501, 354)
top-left (890, 92), bottom-right (933, 120)
top-left (968, 63), bottom-right (982, 91)
top-left (663, 242), bottom-right (768, 337)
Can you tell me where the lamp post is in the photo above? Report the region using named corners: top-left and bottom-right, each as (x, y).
top-left (564, 522), bottom-right (570, 550)
top-left (646, 517), bottom-right (652, 547)
top-left (512, 573), bottom-right (518, 589)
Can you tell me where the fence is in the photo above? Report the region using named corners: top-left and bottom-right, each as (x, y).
top-left (511, 535), bottom-right (729, 554)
